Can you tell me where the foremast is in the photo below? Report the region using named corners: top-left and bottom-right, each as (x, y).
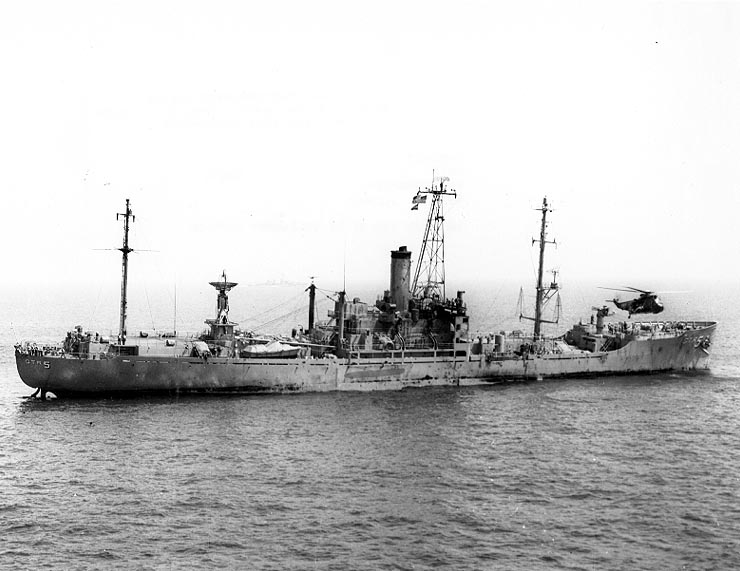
top-left (117, 199), bottom-right (135, 345)
top-left (411, 175), bottom-right (457, 299)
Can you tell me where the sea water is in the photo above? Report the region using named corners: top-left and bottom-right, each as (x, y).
top-left (1, 281), bottom-right (739, 570)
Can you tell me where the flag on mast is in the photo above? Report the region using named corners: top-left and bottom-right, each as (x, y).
top-left (411, 193), bottom-right (427, 209)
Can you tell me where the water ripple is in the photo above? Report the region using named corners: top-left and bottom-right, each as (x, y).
top-left (2, 372), bottom-right (740, 569)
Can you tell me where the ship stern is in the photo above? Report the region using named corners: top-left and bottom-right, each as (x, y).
top-left (14, 347), bottom-right (53, 390)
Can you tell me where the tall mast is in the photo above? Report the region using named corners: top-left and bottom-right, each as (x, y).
top-left (117, 199), bottom-right (135, 345)
top-left (411, 175), bottom-right (457, 299)
top-left (533, 197), bottom-right (555, 338)
top-left (519, 197), bottom-right (560, 338)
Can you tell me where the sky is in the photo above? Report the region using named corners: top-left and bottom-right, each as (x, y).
top-left (1, 1), bottom-right (739, 298)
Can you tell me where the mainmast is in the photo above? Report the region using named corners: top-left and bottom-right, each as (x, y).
top-left (117, 199), bottom-right (135, 345)
top-left (520, 197), bottom-right (560, 339)
top-left (411, 175), bottom-right (457, 300)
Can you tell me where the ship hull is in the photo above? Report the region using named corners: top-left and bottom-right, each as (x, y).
top-left (15, 323), bottom-right (716, 396)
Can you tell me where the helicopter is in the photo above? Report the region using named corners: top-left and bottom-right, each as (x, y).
top-left (598, 286), bottom-right (665, 317)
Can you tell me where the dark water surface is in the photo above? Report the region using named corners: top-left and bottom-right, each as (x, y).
top-left (2, 378), bottom-right (739, 570)
top-left (2, 283), bottom-right (740, 569)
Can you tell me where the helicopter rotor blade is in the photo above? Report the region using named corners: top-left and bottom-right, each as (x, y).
top-left (598, 286), bottom-right (641, 293)
top-left (92, 248), bottom-right (158, 252)
top-left (623, 286), bottom-right (652, 294)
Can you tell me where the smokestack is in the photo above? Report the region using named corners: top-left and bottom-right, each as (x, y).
top-left (390, 246), bottom-right (412, 311)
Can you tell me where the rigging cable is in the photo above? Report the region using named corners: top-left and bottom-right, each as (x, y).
top-left (87, 281), bottom-right (106, 327)
top-left (250, 295), bottom-right (334, 333)
top-left (142, 284), bottom-right (157, 330)
top-left (251, 305), bottom-right (307, 332)
top-left (233, 289), bottom-right (306, 324)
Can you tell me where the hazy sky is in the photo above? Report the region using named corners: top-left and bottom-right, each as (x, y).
top-left (1, 1), bottom-right (739, 295)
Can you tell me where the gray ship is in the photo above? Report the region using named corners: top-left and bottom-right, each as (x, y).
top-left (15, 184), bottom-right (716, 397)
